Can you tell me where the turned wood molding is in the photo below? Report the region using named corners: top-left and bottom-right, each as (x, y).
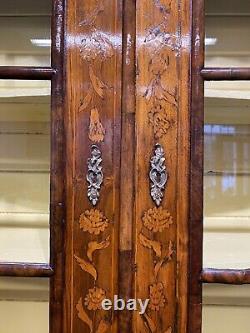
top-left (201, 268), bottom-right (250, 285)
top-left (201, 68), bottom-right (250, 81)
top-left (0, 67), bottom-right (55, 80)
top-left (0, 263), bottom-right (53, 277)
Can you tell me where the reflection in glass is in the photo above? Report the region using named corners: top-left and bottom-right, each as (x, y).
top-left (203, 284), bottom-right (250, 333)
top-left (0, 277), bottom-right (49, 333)
top-left (0, 81), bottom-right (50, 263)
top-left (205, 0), bottom-right (250, 67)
top-left (204, 82), bottom-right (250, 269)
top-left (0, 1), bottom-right (51, 66)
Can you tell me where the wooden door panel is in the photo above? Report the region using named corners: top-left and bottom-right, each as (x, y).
top-left (135, 1), bottom-right (190, 332)
top-left (64, 0), bottom-right (191, 332)
top-left (65, 0), bottom-right (122, 332)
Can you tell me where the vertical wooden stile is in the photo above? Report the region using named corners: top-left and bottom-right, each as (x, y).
top-left (50, 0), bottom-right (66, 332)
top-left (188, 0), bottom-right (204, 332)
top-left (118, 0), bottom-right (136, 331)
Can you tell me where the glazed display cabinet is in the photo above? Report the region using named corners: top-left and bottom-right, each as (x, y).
top-left (1, 0), bottom-right (250, 333)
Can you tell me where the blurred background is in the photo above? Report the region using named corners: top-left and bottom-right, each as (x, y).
top-left (0, 1), bottom-right (51, 332)
top-left (204, 0), bottom-right (250, 332)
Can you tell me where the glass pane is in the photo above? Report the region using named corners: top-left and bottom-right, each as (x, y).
top-left (205, 0), bottom-right (250, 67)
top-left (0, 1), bottom-right (51, 66)
top-left (206, 0), bottom-right (250, 15)
top-left (203, 284), bottom-right (250, 333)
top-left (0, 277), bottom-right (49, 333)
top-left (204, 81), bottom-right (250, 269)
top-left (0, 81), bottom-right (50, 263)
top-left (0, 1), bottom-right (51, 15)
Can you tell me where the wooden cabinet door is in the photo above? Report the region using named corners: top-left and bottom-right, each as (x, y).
top-left (64, 1), bottom-right (191, 332)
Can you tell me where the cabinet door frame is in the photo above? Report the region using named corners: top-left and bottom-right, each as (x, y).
top-left (0, 1), bottom-right (66, 333)
top-left (189, 1), bottom-right (250, 333)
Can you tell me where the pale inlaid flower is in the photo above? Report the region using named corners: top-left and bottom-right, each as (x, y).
top-left (84, 287), bottom-right (106, 311)
top-left (142, 206), bottom-right (173, 233)
top-left (148, 103), bottom-right (174, 139)
top-left (79, 209), bottom-right (109, 235)
top-left (89, 108), bottom-right (105, 142)
top-left (80, 30), bottom-right (114, 62)
top-left (149, 282), bottom-right (166, 311)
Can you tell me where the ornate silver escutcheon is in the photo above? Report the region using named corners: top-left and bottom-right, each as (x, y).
top-left (149, 143), bottom-right (168, 206)
top-left (87, 145), bottom-right (103, 206)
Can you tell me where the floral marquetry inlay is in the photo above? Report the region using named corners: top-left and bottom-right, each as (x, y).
top-left (84, 287), bottom-right (106, 311)
top-left (75, 208), bottom-right (112, 332)
top-left (89, 108), bottom-right (105, 143)
top-left (140, 0), bottom-right (179, 141)
top-left (148, 103), bottom-right (174, 139)
top-left (149, 282), bottom-right (166, 311)
top-left (136, 4), bottom-right (179, 329)
top-left (139, 204), bottom-right (175, 332)
top-left (79, 31), bottom-right (114, 62)
top-left (74, 0), bottom-right (120, 330)
top-left (79, 208), bottom-right (109, 235)
top-left (78, 0), bottom-right (117, 144)
top-left (142, 206), bottom-right (173, 233)
top-left (77, 298), bottom-right (111, 333)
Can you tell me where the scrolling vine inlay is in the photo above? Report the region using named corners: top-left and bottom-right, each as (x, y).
top-left (73, 1), bottom-right (120, 331)
top-left (142, 0), bottom-right (179, 139)
top-left (136, 0), bottom-right (180, 331)
top-left (75, 208), bottom-right (112, 332)
top-left (139, 206), bottom-right (174, 333)
top-left (78, 0), bottom-right (116, 143)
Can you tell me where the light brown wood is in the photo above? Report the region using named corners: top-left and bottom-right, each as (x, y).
top-left (64, 0), bottom-right (122, 332)
top-left (63, 0), bottom-right (192, 332)
top-left (134, 0), bottom-right (191, 332)
top-left (0, 0), bottom-right (194, 332)
top-left (177, 1), bottom-right (191, 332)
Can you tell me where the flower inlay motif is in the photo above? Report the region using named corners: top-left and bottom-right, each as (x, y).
top-left (84, 287), bottom-right (106, 311)
top-left (149, 282), bottom-right (166, 311)
top-left (142, 206), bottom-right (173, 233)
top-left (79, 209), bottom-right (108, 235)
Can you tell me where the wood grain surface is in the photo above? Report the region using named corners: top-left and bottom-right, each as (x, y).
top-left (134, 1), bottom-right (191, 332)
top-left (64, 0), bottom-right (191, 332)
top-left (188, 0), bottom-right (204, 332)
top-left (3, 1), bottom-right (249, 332)
top-left (64, 0), bottom-right (122, 332)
